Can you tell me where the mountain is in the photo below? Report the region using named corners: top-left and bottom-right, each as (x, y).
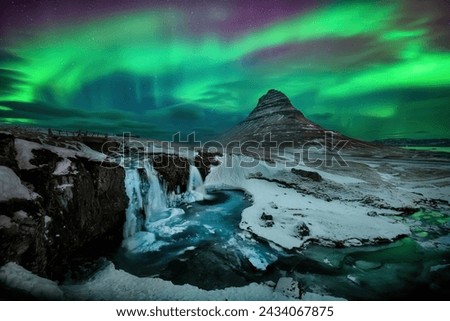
top-left (219, 89), bottom-right (376, 150)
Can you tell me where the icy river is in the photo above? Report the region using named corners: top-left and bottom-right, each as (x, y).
top-left (113, 184), bottom-right (450, 300)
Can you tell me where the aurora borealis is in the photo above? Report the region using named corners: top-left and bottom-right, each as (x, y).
top-left (0, 0), bottom-right (449, 140)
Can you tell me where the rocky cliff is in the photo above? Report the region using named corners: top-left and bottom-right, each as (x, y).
top-left (0, 131), bottom-right (127, 280)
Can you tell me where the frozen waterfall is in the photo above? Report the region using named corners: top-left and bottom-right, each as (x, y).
top-left (123, 160), bottom-right (168, 239)
top-left (187, 164), bottom-right (207, 201)
top-left (143, 160), bottom-right (167, 214)
top-left (122, 161), bottom-right (210, 253)
top-left (123, 168), bottom-right (143, 238)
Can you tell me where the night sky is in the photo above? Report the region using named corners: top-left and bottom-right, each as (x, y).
top-left (0, 0), bottom-right (449, 140)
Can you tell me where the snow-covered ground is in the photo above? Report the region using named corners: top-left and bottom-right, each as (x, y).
top-left (14, 138), bottom-right (106, 171)
top-left (0, 263), bottom-right (63, 300)
top-left (205, 154), bottom-right (449, 249)
top-left (0, 262), bottom-right (342, 300)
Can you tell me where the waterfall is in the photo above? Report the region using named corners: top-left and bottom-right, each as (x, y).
top-left (123, 160), bottom-right (168, 238)
top-left (187, 165), bottom-right (207, 201)
top-left (143, 160), bottom-right (167, 214)
top-left (123, 161), bottom-right (208, 253)
top-left (123, 168), bottom-right (143, 238)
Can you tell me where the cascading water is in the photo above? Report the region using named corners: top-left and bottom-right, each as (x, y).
top-left (186, 164), bottom-right (208, 201)
top-left (123, 161), bottom-right (168, 238)
top-left (122, 160), bottom-right (216, 254)
top-left (143, 160), bottom-right (167, 215)
top-left (122, 160), bottom-right (185, 253)
top-left (123, 168), bottom-right (143, 238)
top-left (165, 164), bottom-right (209, 205)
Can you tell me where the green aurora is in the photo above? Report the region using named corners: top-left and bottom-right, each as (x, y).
top-left (0, 0), bottom-right (449, 140)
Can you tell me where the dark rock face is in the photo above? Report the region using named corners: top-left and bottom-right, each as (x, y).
top-left (260, 212), bottom-right (274, 221)
top-left (260, 212), bottom-right (274, 227)
top-left (0, 132), bottom-right (17, 170)
top-left (151, 152), bottom-right (220, 193)
top-left (0, 137), bottom-right (127, 280)
top-left (151, 154), bottom-right (189, 193)
top-left (291, 168), bottom-right (322, 182)
top-left (159, 244), bottom-right (257, 290)
top-left (296, 223), bottom-right (310, 239)
top-left (220, 89), bottom-right (375, 150)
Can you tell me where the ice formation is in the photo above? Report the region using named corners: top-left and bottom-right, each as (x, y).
top-left (123, 160), bottom-right (207, 253)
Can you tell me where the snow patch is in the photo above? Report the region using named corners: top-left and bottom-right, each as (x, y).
top-left (227, 237), bottom-right (276, 271)
top-left (347, 274), bottom-right (359, 285)
top-left (14, 139), bottom-right (40, 170)
top-left (122, 232), bottom-right (167, 253)
top-left (0, 262), bottom-right (63, 300)
top-left (44, 216), bottom-right (52, 228)
top-left (57, 184), bottom-right (73, 190)
top-left (53, 159), bottom-right (75, 176)
top-left (13, 210), bottom-right (28, 220)
top-left (0, 215), bottom-right (13, 229)
top-left (62, 262), bottom-right (296, 300)
top-left (0, 166), bottom-right (37, 201)
top-left (15, 138), bottom-right (106, 171)
top-left (274, 277), bottom-right (300, 299)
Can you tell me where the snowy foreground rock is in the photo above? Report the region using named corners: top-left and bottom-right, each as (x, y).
top-left (0, 262), bottom-right (342, 300)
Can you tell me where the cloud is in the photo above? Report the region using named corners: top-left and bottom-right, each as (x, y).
top-left (166, 105), bottom-right (203, 120)
top-left (0, 100), bottom-right (168, 137)
top-left (0, 101), bottom-right (86, 119)
top-left (0, 69), bottom-right (27, 96)
top-left (0, 50), bottom-right (24, 64)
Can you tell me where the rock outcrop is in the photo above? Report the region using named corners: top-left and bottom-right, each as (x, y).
top-left (0, 132), bottom-right (127, 280)
top-left (151, 154), bottom-right (190, 193)
top-left (149, 152), bottom-right (219, 193)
